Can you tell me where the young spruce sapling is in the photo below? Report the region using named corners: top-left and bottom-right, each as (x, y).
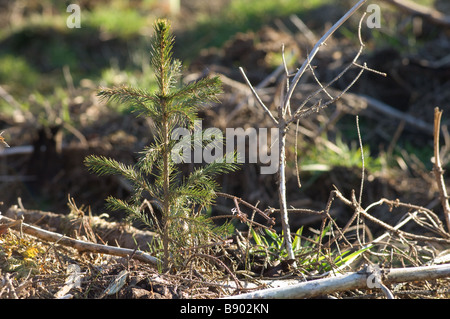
top-left (84, 19), bottom-right (239, 269)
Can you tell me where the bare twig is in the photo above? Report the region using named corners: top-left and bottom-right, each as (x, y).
top-left (238, 67), bottom-right (278, 125)
top-left (334, 190), bottom-right (450, 244)
top-left (0, 85), bottom-right (22, 111)
top-left (356, 115), bottom-right (364, 205)
top-left (294, 119), bottom-right (302, 188)
top-left (433, 107), bottom-right (450, 233)
top-left (238, 1), bottom-right (376, 262)
top-left (216, 192), bottom-right (275, 226)
top-left (289, 14), bottom-right (316, 45)
top-left (283, 0), bottom-right (368, 107)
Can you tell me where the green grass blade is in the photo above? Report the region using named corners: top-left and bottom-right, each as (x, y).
top-left (251, 227), bottom-right (263, 246)
top-left (292, 226), bottom-right (303, 251)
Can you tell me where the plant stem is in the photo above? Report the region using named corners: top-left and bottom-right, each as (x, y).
top-left (278, 123), bottom-right (295, 261)
top-left (160, 26), bottom-right (171, 268)
top-left (162, 111), bottom-right (171, 269)
top-left (276, 0), bottom-right (368, 266)
top-left (433, 107), bottom-right (450, 233)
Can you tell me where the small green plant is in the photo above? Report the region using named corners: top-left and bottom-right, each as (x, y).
top-left (250, 227), bottom-right (307, 267)
top-left (250, 227), bottom-right (299, 261)
top-left (0, 232), bottom-right (45, 278)
top-left (84, 19), bottom-right (239, 269)
top-left (250, 224), bottom-right (370, 273)
top-left (299, 134), bottom-right (382, 172)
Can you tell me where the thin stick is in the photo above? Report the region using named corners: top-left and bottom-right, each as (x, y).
top-left (281, 44), bottom-right (292, 118)
top-left (283, 0), bottom-right (368, 108)
top-left (433, 107), bottom-right (450, 233)
top-left (216, 192), bottom-right (275, 225)
top-left (385, 0), bottom-right (450, 27)
top-left (334, 190), bottom-right (450, 244)
top-left (294, 119), bottom-right (302, 188)
top-left (356, 115), bottom-right (364, 205)
top-left (289, 12), bottom-right (370, 124)
top-left (0, 214), bottom-right (162, 266)
top-left (238, 67), bottom-right (278, 125)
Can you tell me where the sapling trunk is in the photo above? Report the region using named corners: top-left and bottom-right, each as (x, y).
top-left (162, 111), bottom-right (170, 269)
top-left (278, 125), bottom-right (295, 261)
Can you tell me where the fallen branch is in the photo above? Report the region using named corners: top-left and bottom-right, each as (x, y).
top-left (355, 93), bottom-right (434, 134)
top-left (224, 263), bottom-right (450, 299)
top-left (334, 190), bottom-right (450, 244)
top-left (385, 0), bottom-right (450, 28)
top-left (0, 212), bottom-right (161, 267)
top-left (4, 205), bottom-right (158, 251)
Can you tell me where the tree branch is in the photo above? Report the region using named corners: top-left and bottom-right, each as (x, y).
top-left (283, 0), bottom-right (368, 107)
top-left (238, 67), bottom-right (278, 125)
top-left (0, 212), bottom-right (162, 267)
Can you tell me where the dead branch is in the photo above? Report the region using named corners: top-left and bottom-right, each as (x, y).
top-left (385, 0), bottom-right (450, 28)
top-left (334, 189), bottom-right (450, 244)
top-left (433, 107), bottom-right (450, 233)
top-left (289, 14), bottom-right (317, 45)
top-left (284, 0), bottom-right (368, 107)
top-left (216, 192), bottom-right (276, 226)
top-left (224, 263), bottom-right (450, 299)
top-left (355, 93), bottom-right (434, 134)
top-left (0, 211), bottom-right (161, 267)
top-left (238, 67), bottom-right (278, 125)
top-left (238, 1), bottom-right (378, 262)
top-left (3, 206), bottom-right (159, 251)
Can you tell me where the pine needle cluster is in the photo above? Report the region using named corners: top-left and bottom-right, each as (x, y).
top-left (84, 19), bottom-right (239, 269)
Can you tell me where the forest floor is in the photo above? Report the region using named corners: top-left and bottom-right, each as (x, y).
top-left (0, 1), bottom-right (450, 300)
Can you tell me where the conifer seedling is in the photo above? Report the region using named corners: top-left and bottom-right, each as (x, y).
top-left (84, 19), bottom-right (239, 269)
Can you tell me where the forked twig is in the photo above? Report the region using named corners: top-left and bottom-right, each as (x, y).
top-left (237, 0), bottom-right (379, 262)
top-left (216, 192), bottom-right (275, 226)
top-left (283, 0), bottom-right (369, 107)
top-left (334, 189), bottom-right (450, 244)
top-left (385, 0), bottom-right (450, 27)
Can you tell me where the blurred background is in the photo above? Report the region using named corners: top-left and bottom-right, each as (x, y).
top-left (0, 0), bottom-right (449, 234)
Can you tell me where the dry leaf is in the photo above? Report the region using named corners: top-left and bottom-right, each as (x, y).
top-left (103, 270), bottom-right (128, 296)
top-left (0, 131), bottom-right (10, 147)
top-left (55, 264), bottom-right (82, 298)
